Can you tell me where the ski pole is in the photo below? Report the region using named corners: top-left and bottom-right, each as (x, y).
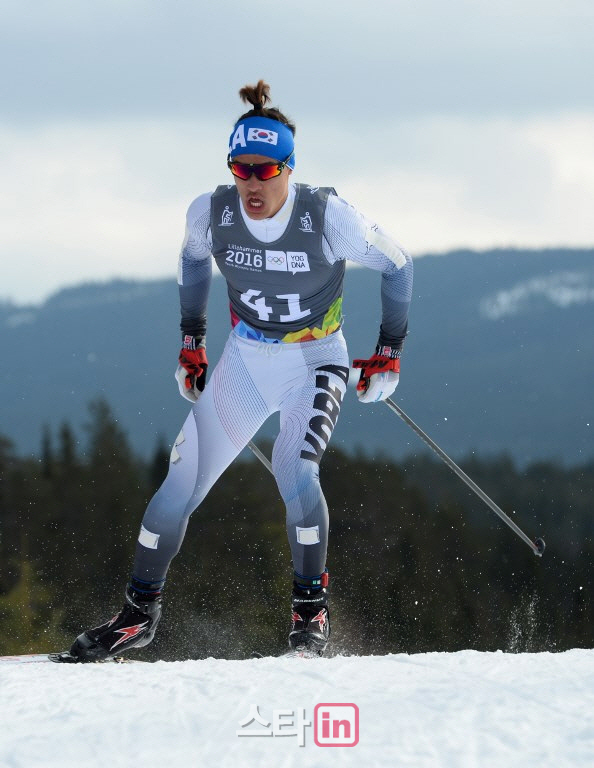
top-left (247, 440), bottom-right (273, 474)
top-left (384, 398), bottom-right (546, 557)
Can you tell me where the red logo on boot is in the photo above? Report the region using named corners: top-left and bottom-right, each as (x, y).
top-left (311, 609), bottom-right (327, 630)
top-left (109, 621), bottom-right (148, 651)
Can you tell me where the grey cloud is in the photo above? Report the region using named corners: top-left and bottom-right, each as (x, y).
top-left (1, 1), bottom-right (592, 123)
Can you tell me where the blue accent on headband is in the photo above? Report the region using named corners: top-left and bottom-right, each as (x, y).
top-left (229, 116), bottom-right (295, 169)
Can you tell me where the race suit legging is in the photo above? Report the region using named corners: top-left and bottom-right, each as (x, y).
top-left (132, 328), bottom-right (350, 586)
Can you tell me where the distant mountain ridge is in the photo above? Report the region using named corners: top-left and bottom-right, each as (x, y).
top-left (1, 248), bottom-right (593, 465)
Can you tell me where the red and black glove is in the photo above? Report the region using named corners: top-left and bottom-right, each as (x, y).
top-left (175, 335), bottom-right (208, 402)
top-left (352, 345), bottom-right (401, 403)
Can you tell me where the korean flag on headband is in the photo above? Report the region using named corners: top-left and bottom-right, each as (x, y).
top-left (247, 127), bottom-right (278, 145)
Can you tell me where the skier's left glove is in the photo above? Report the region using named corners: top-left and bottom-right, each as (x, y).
top-left (175, 335), bottom-right (208, 403)
top-left (352, 345), bottom-right (400, 403)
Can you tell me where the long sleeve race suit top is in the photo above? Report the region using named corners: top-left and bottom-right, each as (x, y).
top-left (177, 182), bottom-right (413, 351)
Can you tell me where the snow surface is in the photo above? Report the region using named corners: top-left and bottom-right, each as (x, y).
top-left (1, 649), bottom-right (593, 768)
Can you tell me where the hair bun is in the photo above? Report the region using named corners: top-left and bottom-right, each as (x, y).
top-left (235, 81), bottom-right (296, 136)
top-left (239, 80), bottom-right (271, 111)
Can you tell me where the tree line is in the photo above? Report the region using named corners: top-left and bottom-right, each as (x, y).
top-left (0, 398), bottom-right (592, 659)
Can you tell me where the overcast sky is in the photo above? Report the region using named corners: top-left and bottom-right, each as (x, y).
top-left (1, 0), bottom-right (593, 304)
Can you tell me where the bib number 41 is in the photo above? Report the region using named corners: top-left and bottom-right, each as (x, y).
top-left (240, 290), bottom-right (311, 323)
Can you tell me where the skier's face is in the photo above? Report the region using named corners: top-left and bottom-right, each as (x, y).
top-left (231, 154), bottom-right (292, 220)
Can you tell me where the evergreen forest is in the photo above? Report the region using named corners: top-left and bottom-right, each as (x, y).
top-left (0, 398), bottom-right (592, 660)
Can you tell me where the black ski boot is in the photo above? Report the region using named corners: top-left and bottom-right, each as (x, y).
top-left (69, 581), bottom-right (162, 662)
top-left (289, 571), bottom-right (330, 656)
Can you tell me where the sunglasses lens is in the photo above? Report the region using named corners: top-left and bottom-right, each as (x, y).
top-left (229, 161), bottom-right (283, 181)
top-left (254, 164), bottom-right (282, 181)
top-left (229, 162), bottom-right (252, 180)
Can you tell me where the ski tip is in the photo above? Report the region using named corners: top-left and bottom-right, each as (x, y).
top-left (533, 537), bottom-right (546, 556)
top-left (49, 652), bottom-right (79, 663)
top-left (47, 652), bottom-right (134, 664)
top-left (282, 648), bottom-right (323, 659)
top-left (251, 648), bottom-right (323, 660)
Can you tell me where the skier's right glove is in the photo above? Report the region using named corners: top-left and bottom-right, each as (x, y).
top-left (175, 335), bottom-right (208, 403)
